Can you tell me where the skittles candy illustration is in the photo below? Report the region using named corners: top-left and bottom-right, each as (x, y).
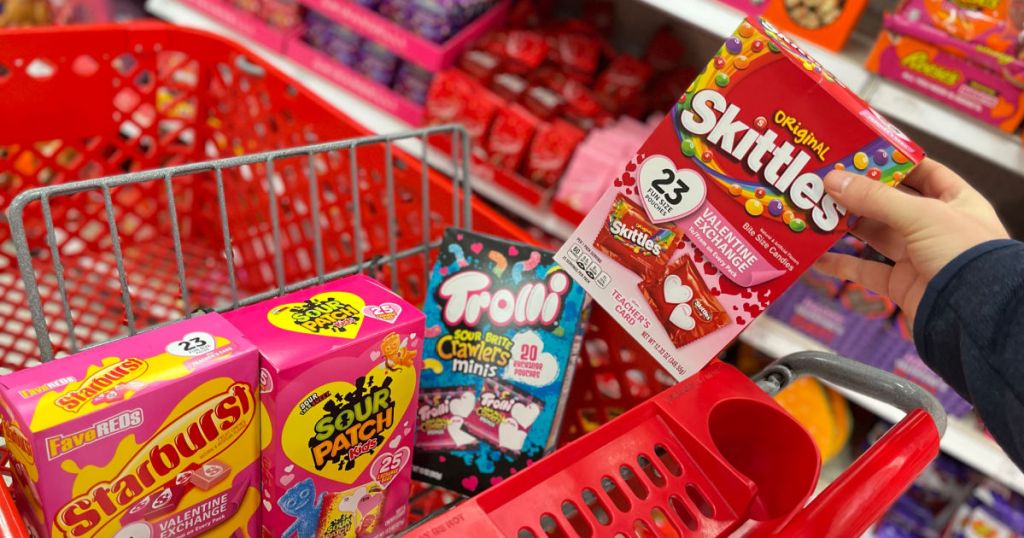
top-left (556, 17), bottom-right (924, 381)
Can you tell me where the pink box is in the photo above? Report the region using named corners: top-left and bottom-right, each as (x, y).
top-left (0, 314), bottom-right (261, 538)
top-left (866, 18), bottom-right (1024, 132)
top-left (224, 275), bottom-right (424, 537)
top-left (183, 0), bottom-right (290, 53)
top-left (285, 37), bottom-right (425, 124)
top-left (300, 0), bottom-right (510, 70)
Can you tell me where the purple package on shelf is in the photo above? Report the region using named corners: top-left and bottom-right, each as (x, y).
top-left (358, 41), bottom-right (401, 86)
top-left (355, 0), bottom-right (382, 7)
top-left (393, 61), bottom-right (433, 103)
top-left (378, 0), bottom-right (410, 23)
top-left (407, 0), bottom-right (461, 42)
top-left (767, 282), bottom-right (850, 348)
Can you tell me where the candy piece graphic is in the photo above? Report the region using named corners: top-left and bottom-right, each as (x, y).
top-left (448, 243), bottom-right (468, 268)
top-left (725, 37), bottom-right (742, 54)
top-left (191, 460), bottom-right (229, 490)
top-left (768, 199), bottom-right (784, 216)
top-left (488, 251), bottom-right (508, 276)
top-left (789, 218), bottom-right (807, 232)
top-left (873, 149), bottom-right (889, 165)
top-left (745, 198), bottom-right (764, 216)
top-left (853, 151), bottom-right (869, 170)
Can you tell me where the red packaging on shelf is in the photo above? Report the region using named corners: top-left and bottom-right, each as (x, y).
top-left (426, 70), bottom-right (502, 142)
top-left (524, 119), bottom-right (585, 187)
top-left (459, 50), bottom-right (501, 82)
top-left (486, 103), bottom-right (539, 171)
top-left (491, 72), bottom-right (530, 101)
top-left (594, 54), bottom-right (654, 115)
top-left (521, 86), bottom-right (565, 119)
top-left (645, 26), bottom-right (687, 72)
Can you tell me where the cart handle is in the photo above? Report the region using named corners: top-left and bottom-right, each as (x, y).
top-left (753, 351), bottom-right (947, 436)
top-left (754, 351), bottom-right (946, 537)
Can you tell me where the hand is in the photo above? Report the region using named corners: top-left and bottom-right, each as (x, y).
top-left (814, 158), bottom-right (1008, 324)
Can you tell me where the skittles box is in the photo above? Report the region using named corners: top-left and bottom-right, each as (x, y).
top-left (224, 275), bottom-right (424, 537)
top-left (0, 313), bottom-right (260, 538)
top-left (412, 228), bottom-right (588, 496)
top-left (554, 18), bottom-right (924, 381)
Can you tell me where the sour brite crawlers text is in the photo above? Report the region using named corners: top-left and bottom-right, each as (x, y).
top-left (224, 275), bottom-right (424, 538)
top-left (0, 314), bottom-right (261, 538)
top-left (555, 17), bottom-right (923, 381)
top-left (413, 229), bottom-right (588, 496)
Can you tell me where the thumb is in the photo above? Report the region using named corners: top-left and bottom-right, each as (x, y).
top-left (824, 169), bottom-right (924, 234)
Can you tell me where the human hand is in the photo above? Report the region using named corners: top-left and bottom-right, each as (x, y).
top-left (814, 158), bottom-right (1008, 324)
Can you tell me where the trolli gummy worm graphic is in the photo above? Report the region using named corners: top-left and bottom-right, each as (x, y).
top-left (224, 275), bottom-right (424, 538)
top-left (0, 314), bottom-right (261, 538)
top-left (413, 228), bottom-right (589, 496)
top-left (555, 18), bottom-right (924, 381)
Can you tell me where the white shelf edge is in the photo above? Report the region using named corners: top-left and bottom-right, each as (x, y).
top-left (740, 315), bottom-right (1024, 497)
top-left (633, 0), bottom-right (1024, 174)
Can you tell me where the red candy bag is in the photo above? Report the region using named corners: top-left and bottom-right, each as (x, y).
top-left (486, 104), bottom-right (539, 171)
top-left (525, 119), bottom-right (585, 187)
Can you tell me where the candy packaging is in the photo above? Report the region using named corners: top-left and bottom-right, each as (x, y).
top-left (555, 18), bottom-right (924, 380)
top-left (0, 315), bottom-right (261, 538)
top-left (225, 275), bottom-right (424, 537)
top-left (413, 229), bottom-right (588, 495)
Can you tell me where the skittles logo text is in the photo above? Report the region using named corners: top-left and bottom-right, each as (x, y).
top-left (608, 218), bottom-right (665, 256)
top-left (288, 297), bottom-right (362, 335)
top-left (681, 89), bottom-right (846, 232)
top-left (55, 383), bottom-right (254, 537)
top-left (55, 358), bottom-right (147, 413)
top-left (310, 376), bottom-right (395, 472)
top-left (901, 52), bottom-right (960, 86)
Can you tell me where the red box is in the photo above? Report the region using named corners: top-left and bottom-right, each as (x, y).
top-left (554, 18), bottom-right (924, 380)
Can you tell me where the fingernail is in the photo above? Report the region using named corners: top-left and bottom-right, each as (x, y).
top-left (825, 170), bottom-right (854, 194)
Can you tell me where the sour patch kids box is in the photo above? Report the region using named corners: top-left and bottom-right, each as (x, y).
top-left (0, 313), bottom-right (261, 538)
top-left (554, 17), bottom-right (923, 381)
top-left (224, 275), bottom-right (424, 537)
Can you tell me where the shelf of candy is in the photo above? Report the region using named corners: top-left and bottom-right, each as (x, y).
top-left (424, 4), bottom-right (698, 217)
top-left (766, 236), bottom-right (972, 417)
top-left (287, 8), bottom-right (432, 123)
top-left (718, 0), bottom-right (868, 50)
top-left (181, 0), bottom-right (299, 52)
top-left (868, 424), bottom-right (1024, 538)
top-left (299, 0), bottom-right (510, 70)
top-left (866, 0), bottom-right (1024, 134)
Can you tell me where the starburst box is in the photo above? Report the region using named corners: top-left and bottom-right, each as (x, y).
top-left (224, 275), bottom-right (424, 537)
top-left (554, 17), bottom-right (924, 381)
top-left (0, 313), bottom-right (261, 538)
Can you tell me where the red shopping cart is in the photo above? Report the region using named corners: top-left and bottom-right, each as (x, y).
top-left (0, 23), bottom-right (944, 538)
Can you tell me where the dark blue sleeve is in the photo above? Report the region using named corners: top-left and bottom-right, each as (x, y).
top-left (913, 239), bottom-right (1024, 470)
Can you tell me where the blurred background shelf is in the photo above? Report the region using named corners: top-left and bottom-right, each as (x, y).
top-left (741, 315), bottom-right (1024, 497)
top-left (634, 0), bottom-right (1024, 175)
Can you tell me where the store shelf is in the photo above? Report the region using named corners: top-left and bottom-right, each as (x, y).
top-left (634, 0), bottom-right (1024, 175)
top-left (741, 315), bottom-right (1024, 497)
top-left (147, 0), bottom-right (411, 135)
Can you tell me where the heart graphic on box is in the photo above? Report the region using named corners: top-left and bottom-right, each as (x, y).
top-left (637, 154), bottom-right (707, 223)
top-left (370, 446), bottom-right (410, 489)
top-left (268, 291), bottom-right (366, 339)
top-left (363, 302), bottom-right (402, 324)
top-left (281, 364), bottom-right (415, 483)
